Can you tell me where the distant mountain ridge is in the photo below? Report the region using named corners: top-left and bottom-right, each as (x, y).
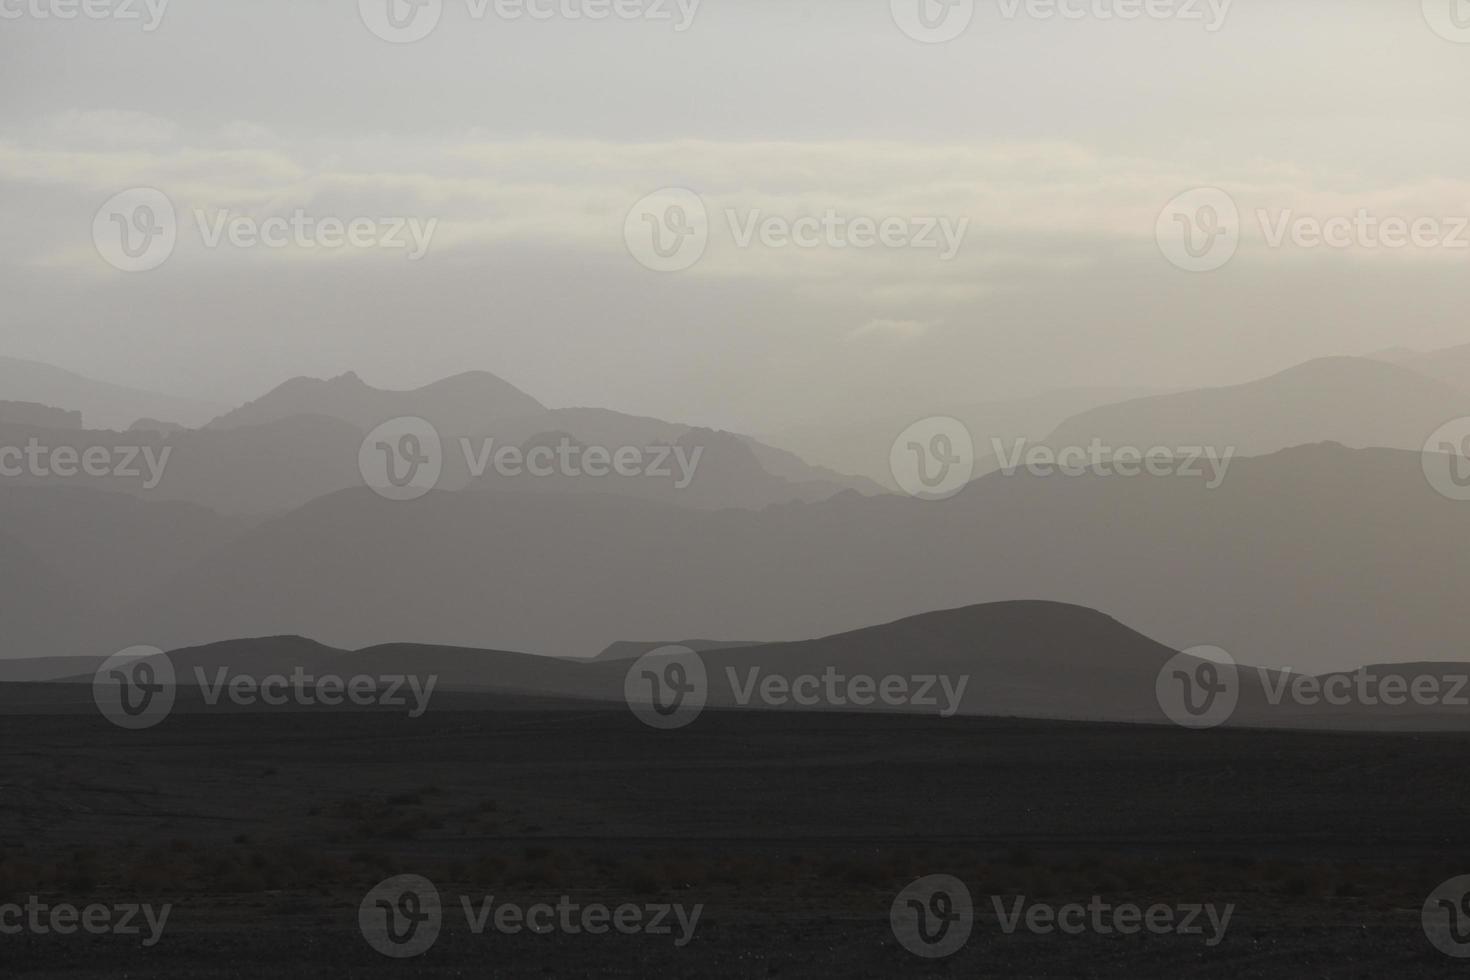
top-left (205, 370), bottom-right (547, 433)
top-left (29, 600), bottom-right (1470, 730)
top-left (0, 356), bottom-right (224, 430)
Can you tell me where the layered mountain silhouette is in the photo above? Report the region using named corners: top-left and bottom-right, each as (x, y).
top-left (7, 350), bottom-right (1470, 686)
top-left (32, 601), bottom-right (1470, 730)
top-left (764, 385), bottom-right (1162, 489)
top-left (205, 370), bottom-right (548, 433)
top-left (1039, 356), bottom-right (1468, 459)
top-left (0, 356), bottom-right (223, 430)
top-left (0, 364), bottom-right (876, 514)
top-left (10, 441), bottom-right (1447, 672)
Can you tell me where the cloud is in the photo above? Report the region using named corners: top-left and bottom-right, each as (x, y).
top-left (847, 319), bottom-right (936, 343)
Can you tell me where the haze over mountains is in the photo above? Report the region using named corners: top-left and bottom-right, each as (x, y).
top-left (2, 345), bottom-right (1469, 689)
top-left (0, 356), bottom-right (224, 431)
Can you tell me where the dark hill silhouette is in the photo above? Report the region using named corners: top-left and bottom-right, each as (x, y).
top-left (47, 601), bottom-right (1470, 729)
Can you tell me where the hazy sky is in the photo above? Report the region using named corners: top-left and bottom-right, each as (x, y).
top-left (3, 1), bottom-right (1470, 431)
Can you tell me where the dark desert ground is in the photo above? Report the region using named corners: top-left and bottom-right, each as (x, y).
top-left (0, 692), bottom-right (1464, 978)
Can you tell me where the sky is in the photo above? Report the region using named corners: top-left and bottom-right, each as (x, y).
top-left (3, 0), bottom-right (1470, 431)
